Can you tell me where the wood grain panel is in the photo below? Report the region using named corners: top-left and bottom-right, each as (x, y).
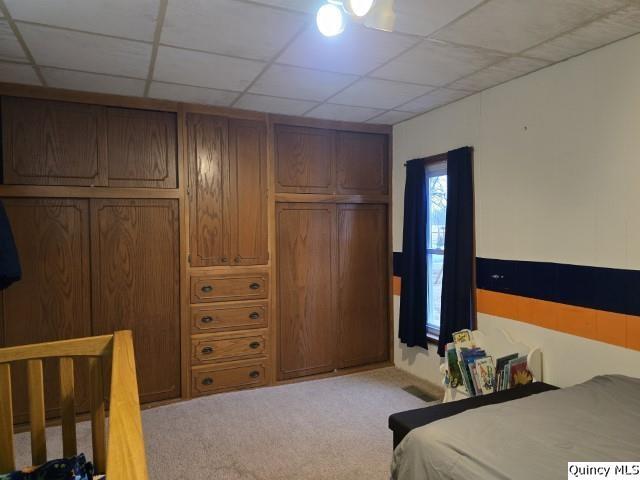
top-left (336, 132), bottom-right (388, 194)
top-left (106, 107), bottom-right (177, 188)
top-left (190, 301), bottom-right (268, 333)
top-left (276, 203), bottom-right (336, 380)
top-left (90, 199), bottom-right (180, 404)
top-left (337, 204), bottom-right (389, 368)
top-left (190, 273), bottom-right (268, 303)
top-left (229, 118), bottom-right (268, 265)
top-left (191, 330), bottom-right (268, 364)
top-left (1, 97), bottom-right (106, 186)
top-left (187, 113), bottom-right (230, 266)
top-left (1, 198), bottom-right (91, 422)
top-left (274, 125), bottom-right (335, 194)
top-left (191, 359), bottom-right (267, 396)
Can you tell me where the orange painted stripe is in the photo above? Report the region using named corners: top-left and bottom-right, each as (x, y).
top-left (477, 289), bottom-right (640, 352)
top-left (392, 276), bottom-right (401, 296)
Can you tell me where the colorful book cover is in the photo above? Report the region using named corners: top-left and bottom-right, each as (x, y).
top-left (446, 343), bottom-right (463, 388)
top-left (494, 353), bottom-right (518, 392)
top-left (509, 356), bottom-right (533, 387)
top-left (470, 362), bottom-right (481, 395)
top-left (474, 356), bottom-right (495, 395)
top-left (452, 329), bottom-right (472, 345)
top-left (458, 360), bottom-right (474, 396)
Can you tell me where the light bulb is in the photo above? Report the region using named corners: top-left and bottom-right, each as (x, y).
top-left (316, 3), bottom-right (345, 37)
top-left (346, 0), bottom-right (375, 17)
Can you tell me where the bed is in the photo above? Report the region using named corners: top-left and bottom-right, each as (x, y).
top-left (391, 375), bottom-right (640, 480)
top-left (0, 331), bottom-right (148, 479)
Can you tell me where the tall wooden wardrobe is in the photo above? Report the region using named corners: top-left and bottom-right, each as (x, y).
top-left (0, 83), bottom-right (392, 422)
top-left (273, 120), bottom-right (392, 381)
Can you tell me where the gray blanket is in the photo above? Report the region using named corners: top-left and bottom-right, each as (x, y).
top-left (391, 375), bottom-right (640, 480)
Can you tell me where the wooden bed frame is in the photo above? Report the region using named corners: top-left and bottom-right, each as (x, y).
top-left (0, 330), bottom-right (148, 479)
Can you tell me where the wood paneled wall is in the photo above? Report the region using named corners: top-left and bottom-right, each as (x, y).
top-left (0, 82), bottom-right (393, 416)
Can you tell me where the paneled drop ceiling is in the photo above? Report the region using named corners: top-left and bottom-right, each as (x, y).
top-left (1, 0), bottom-right (639, 124)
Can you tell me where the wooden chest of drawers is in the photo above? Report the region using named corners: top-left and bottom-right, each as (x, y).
top-left (188, 271), bottom-right (270, 397)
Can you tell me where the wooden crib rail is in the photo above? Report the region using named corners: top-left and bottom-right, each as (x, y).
top-left (0, 331), bottom-right (148, 480)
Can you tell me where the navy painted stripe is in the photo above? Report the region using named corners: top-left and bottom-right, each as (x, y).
top-left (476, 258), bottom-right (640, 317)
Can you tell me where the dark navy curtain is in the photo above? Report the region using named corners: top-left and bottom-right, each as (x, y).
top-left (0, 200), bottom-right (21, 290)
top-left (438, 147), bottom-right (475, 356)
top-left (398, 159), bottom-right (428, 349)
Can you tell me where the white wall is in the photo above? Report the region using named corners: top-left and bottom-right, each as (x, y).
top-left (392, 33), bottom-right (640, 387)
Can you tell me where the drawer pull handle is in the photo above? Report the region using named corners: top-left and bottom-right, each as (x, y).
top-left (202, 377), bottom-right (214, 386)
top-left (249, 312), bottom-right (260, 320)
top-left (234, 256), bottom-right (241, 263)
top-left (201, 285), bottom-right (213, 293)
top-left (249, 370), bottom-right (260, 379)
top-left (201, 316), bottom-right (214, 324)
top-left (201, 346), bottom-right (214, 355)
top-left (249, 282), bottom-right (261, 290)
top-left (221, 257), bottom-right (228, 263)
top-left (249, 341), bottom-right (261, 349)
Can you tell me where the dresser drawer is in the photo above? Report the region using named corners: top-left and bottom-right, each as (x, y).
top-left (191, 302), bottom-right (268, 333)
top-left (191, 331), bottom-right (268, 364)
top-left (191, 360), bottom-right (267, 396)
top-left (191, 273), bottom-right (268, 303)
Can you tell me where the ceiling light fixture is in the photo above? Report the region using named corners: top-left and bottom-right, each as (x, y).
top-left (316, 2), bottom-right (346, 37)
top-left (344, 0), bottom-right (376, 17)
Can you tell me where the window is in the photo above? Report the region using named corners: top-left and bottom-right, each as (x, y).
top-left (426, 161), bottom-right (447, 338)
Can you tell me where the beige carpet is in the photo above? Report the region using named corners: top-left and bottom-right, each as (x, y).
top-left (14, 367), bottom-right (439, 480)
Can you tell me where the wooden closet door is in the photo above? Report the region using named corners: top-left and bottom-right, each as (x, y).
top-left (91, 199), bottom-right (180, 404)
top-left (274, 125), bottom-right (335, 194)
top-left (337, 204), bottom-right (389, 368)
top-left (187, 113), bottom-right (231, 266)
top-left (1, 97), bottom-right (106, 186)
top-left (336, 132), bottom-right (388, 194)
top-left (228, 119), bottom-right (268, 265)
top-left (276, 203), bottom-right (337, 380)
top-left (0, 198), bottom-right (91, 422)
top-left (106, 107), bottom-right (177, 188)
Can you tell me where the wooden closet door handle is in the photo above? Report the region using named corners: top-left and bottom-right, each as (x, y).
top-left (201, 316), bottom-right (214, 324)
top-left (249, 371), bottom-right (260, 379)
top-left (202, 377), bottom-right (214, 386)
top-left (249, 341), bottom-right (261, 349)
top-left (201, 346), bottom-right (214, 355)
top-left (249, 312), bottom-right (260, 320)
top-left (201, 285), bottom-right (213, 293)
top-left (249, 283), bottom-right (261, 290)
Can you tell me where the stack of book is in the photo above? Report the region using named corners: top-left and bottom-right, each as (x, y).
top-left (445, 329), bottom-right (534, 396)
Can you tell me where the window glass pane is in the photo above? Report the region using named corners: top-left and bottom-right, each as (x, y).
top-left (427, 253), bottom-right (444, 329)
top-left (427, 174), bottom-right (447, 251)
top-left (426, 168), bottom-right (447, 332)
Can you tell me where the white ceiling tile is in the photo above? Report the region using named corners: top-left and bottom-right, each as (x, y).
top-left (41, 68), bottom-right (145, 96)
top-left (450, 56), bottom-right (550, 91)
top-left (0, 62), bottom-right (40, 85)
top-left (393, 0), bottom-right (485, 37)
top-left (397, 88), bottom-right (471, 113)
top-left (234, 93), bottom-right (317, 115)
top-left (154, 45), bottom-right (265, 91)
top-left (250, 64), bottom-right (357, 101)
top-left (434, 0), bottom-right (627, 53)
top-left (277, 24), bottom-right (418, 75)
top-left (372, 39), bottom-right (505, 86)
top-left (525, 6), bottom-right (640, 62)
top-left (366, 110), bottom-right (416, 124)
top-left (18, 24), bottom-right (151, 78)
top-left (249, 0), bottom-right (320, 13)
top-left (162, 0), bottom-right (305, 61)
top-left (5, 0), bottom-right (159, 41)
top-left (306, 103), bottom-right (385, 122)
top-left (329, 78), bottom-right (432, 109)
top-left (149, 81), bottom-right (239, 106)
top-left (0, 20), bottom-right (27, 62)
